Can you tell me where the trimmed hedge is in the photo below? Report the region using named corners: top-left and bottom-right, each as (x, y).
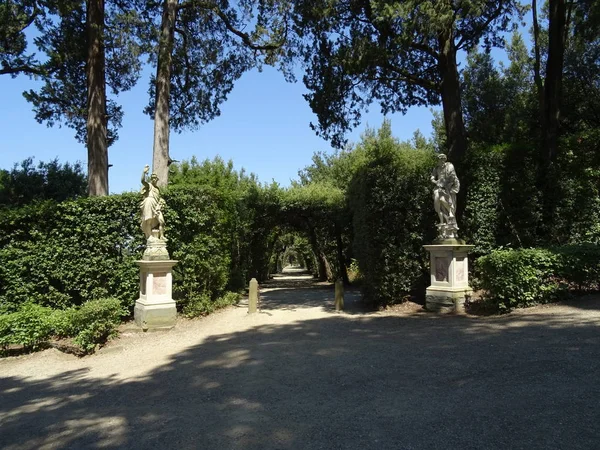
top-left (0, 184), bottom-right (277, 316)
top-left (348, 126), bottom-right (436, 306)
top-left (462, 141), bottom-right (600, 253)
top-left (0, 194), bottom-right (142, 313)
top-left (476, 244), bottom-right (600, 312)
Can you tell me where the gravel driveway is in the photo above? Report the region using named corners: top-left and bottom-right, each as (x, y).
top-left (1, 273), bottom-right (599, 450)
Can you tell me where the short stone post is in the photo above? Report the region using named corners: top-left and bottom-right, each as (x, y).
top-left (334, 279), bottom-right (344, 311)
top-left (248, 278), bottom-right (258, 314)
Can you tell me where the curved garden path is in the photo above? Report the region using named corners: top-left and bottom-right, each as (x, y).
top-left (1, 268), bottom-right (600, 449)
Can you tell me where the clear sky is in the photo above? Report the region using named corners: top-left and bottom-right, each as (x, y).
top-left (0, 64), bottom-right (435, 194)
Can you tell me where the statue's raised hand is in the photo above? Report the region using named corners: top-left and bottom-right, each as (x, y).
top-left (143, 165), bottom-right (150, 174)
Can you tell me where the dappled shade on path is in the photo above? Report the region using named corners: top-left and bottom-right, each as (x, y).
top-left (2, 298), bottom-right (600, 450)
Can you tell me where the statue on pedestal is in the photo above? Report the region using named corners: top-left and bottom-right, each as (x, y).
top-left (140, 165), bottom-right (169, 260)
top-left (424, 154), bottom-right (473, 314)
top-left (430, 154), bottom-right (460, 241)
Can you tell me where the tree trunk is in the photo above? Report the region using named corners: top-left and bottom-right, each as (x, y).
top-left (532, 0), bottom-right (544, 121)
top-left (438, 29), bottom-right (467, 166)
top-left (543, 0), bottom-right (567, 165)
top-left (152, 0), bottom-right (178, 187)
top-left (308, 226), bottom-right (332, 281)
top-left (438, 27), bottom-right (468, 222)
top-left (334, 222), bottom-right (349, 285)
top-left (86, 0), bottom-right (108, 196)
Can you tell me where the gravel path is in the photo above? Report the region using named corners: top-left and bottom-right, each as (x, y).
top-left (1, 271), bottom-right (599, 450)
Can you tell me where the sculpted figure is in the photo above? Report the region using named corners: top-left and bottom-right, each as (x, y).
top-left (140, 165), bottom-right (166, 240)
top-left (431, 154), bottom-right (460, 232)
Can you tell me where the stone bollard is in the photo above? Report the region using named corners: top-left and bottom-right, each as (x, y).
top-left (248, 278), bottom-right (259, 314)
top-left (334, 279), bottom-right (344, 311)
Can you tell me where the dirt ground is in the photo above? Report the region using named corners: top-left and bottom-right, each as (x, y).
top-left (1, 271), bottom-right (599, 449)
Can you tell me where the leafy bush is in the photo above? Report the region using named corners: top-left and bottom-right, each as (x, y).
top-left (163, 186), bottom-right (233, 308)
top-left (347, 259), bottom-right (362, 284)
top-left (462, 143), bottom-right (542, 254)
top-left (168, 157), bottom-right (284, 286)
top-left (476, 244), bottom-right (600, 312)
top-left (57, 298), bottom-right (125, 352)
top-left (477, 248), bottom-right (561, 312)
top-left (462, 139), bottom-right (600, 252)
top-left (0, 299), bottom-right (125, 355)
top-left (0, 194), bottom-right (142, 313)
top-left (0, 303), bottom-right (54, 351)
top-left (0, 177), bottom-right (278, 316)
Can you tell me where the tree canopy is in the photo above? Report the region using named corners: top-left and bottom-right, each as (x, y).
top-left (291, 0), bottom-right (523, 163)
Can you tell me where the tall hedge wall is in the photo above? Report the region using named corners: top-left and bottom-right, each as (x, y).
top-left (0, 185), bottom-right (276, 315)
top-left (348, 127), bottom-right (436, 306)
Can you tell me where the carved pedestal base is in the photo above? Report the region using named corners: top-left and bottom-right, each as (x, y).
top-left (143, 235), bottom-right (170, 261)
top-left (423, 244), bottom-right (473, 314)
top-left (134, 260), bottom-right (178, 330)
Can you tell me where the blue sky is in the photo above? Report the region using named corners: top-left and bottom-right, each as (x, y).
top-left (0, 64), bottom-right (435, 194)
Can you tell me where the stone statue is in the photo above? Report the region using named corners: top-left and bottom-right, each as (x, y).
top-left (140, 165), bottom-right (166, 240)
top-left (431, 154), bottom-right (460, 240)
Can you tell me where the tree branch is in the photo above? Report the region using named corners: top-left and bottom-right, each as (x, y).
top-left (360, 1), bottom-right (439, 61)
top-left (174, 26), bottom-right (192, 92)
top-left (455, 4), bottom-right (505, 50)
top-left (383, 62), bottom-right (440, 92)
top-left (408, 41), bottom-right (439, 60)
top-left (0, 64), bottom-right (46, 76)
top-left (178, 1), bottom-right (286, 51)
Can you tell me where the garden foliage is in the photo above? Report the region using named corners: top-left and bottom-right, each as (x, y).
top-left (347, 124), bottom-right (436, 306)
top-left (462, 139), bottom-right (600, 255)
top-left (0, 194), bottom-right (142, 313)
top-left (0, 157), bottom-right (87, 207)
top-left (477, 245), bottom-right (600, 312)
top-left (0, 298), bottom-right (124, 354)
top-left (0, 158), bottom-right (281, 320)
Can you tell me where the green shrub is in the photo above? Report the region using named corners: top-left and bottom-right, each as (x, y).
top-left (0, 304), bottom-right (54, 351)
top-left (216, 292), bottom-right (241, 308)
top-left (462, 138), bottom-right (600, 251)
top-left (347, 259), bottom-right (362, 284)
top-left (0, 300), bottom-right (124, 355)
top-left (0, 180), bottom-right (277, 316)
top-left (478, 248), bottom-right (560, 311)
top-left (477, 245), bottom-right (600, 312)
top-left (462, 143), bottom-right (542, 253)
top-left (181, 294), bottom-right (213, 318)
top-left (67, 298), bottom-right (125, 352)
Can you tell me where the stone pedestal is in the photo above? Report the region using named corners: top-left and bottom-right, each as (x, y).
top-left (134, 260), bottom-right (178, 330)
top-left (423, 244), bottom-right (474, 313)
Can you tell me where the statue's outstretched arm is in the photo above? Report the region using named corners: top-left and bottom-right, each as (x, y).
top-left (141, 165), bottom-right (150, 185)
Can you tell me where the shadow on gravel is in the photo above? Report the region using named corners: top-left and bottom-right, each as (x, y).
top-left (2, 309), bottom-right (599, 450)
top-left (558, 294), bottom-right (600, 311)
